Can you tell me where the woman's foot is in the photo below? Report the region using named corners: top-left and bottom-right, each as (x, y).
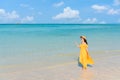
top-left (82, 67), bottom-right (87, 70)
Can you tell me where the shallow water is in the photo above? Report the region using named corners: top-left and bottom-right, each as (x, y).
top-left (0, 24), bottom-right (120, 67)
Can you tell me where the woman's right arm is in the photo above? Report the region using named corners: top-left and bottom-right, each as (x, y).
top-left (74, 42), bottom-right (80, 48)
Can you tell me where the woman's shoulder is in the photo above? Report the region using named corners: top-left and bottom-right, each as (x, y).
top-left (81, 43), bottom-right (88, 47)
top-left (81, 42), bottom-right (87, 45)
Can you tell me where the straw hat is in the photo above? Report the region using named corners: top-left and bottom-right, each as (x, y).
top-left (81, 36), bottom-right (86, 39)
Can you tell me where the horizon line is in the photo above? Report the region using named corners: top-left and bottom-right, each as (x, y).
top-left (0, 23), bottom-right (120, 25)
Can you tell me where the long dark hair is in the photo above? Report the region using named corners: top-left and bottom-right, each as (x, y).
top-left (83, 38), bottom-right (88, 45)
top-left (80, 36), bottom-right (88, 45)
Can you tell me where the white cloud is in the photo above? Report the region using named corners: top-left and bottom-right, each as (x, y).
top-left (83, 18), bottom-right (97, 24)
top-left (20, 4), bottom-right (29, 8)
top-left (0, 8), bottom-right (35, 23)
top-left (53, 1), bottom-right (64, 7)
top-left (20, 4), bottom-right (34, 10)
top-left (0, 9), bottom-right (5, 14)
top-left (114, 0), bottom-right (120, 6)
top-left (0, 9), bottom-right (19, 20)
top-left (92, 4), bottom-right (120, 15)
top-left (92, 4), bottom-right (108, 12)
top-left (21, 16), bottom-right (34, 22)
top-left (83, 18), bottom-right (107, 24)
top-left (53, 7), bottom-right (80, 20)
top-left (7, 11), bottom-right (19, 19)
top-left (107, 9), bottom-right (120, 15)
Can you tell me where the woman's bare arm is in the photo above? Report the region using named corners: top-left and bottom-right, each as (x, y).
top-left (74, 41), bottom-right (80, 48)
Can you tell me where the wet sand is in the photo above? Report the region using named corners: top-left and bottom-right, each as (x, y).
top-left (0, 51), bottom-right (120, 80)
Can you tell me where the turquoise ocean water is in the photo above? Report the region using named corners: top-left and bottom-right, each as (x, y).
top-left (0, 24), bottom-right (120, 68)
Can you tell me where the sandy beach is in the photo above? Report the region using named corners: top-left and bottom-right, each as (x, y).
top-left (0, 50), bottom-right (120, 80)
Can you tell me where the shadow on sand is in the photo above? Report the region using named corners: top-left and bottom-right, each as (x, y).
top-left (77, 57), bottom-right (83, 67)
top-left (77, 57), bottom-right (93, 68)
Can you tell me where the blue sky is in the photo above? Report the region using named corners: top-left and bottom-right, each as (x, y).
top-left (0, 0), bottom-right (120, 24)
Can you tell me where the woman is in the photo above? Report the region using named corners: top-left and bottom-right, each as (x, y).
top-left (75, 36), bottom-right (94, 69)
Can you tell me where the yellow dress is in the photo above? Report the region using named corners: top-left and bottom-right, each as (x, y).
top-left (79, 44), bottom-right (94, 69)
